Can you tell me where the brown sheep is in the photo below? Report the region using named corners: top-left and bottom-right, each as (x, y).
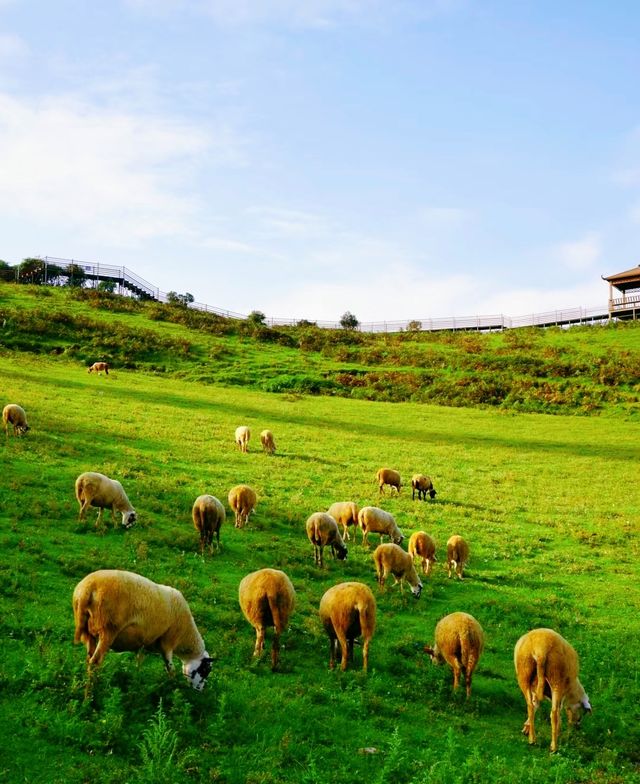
top-left (88, 362), bottom-right (109, 375)
top-left (373, 543), bottom-right (423, 598)
top-left (411, 474), bottom-right (437, 500)
top-left (235, 425), bottom-right (251, 453)
top-left (238, 568), bottom-right (296, 671)
top-left (446, 535), bottom-right (469, 580)
top-left (358, 506), bottom-right (404, 547)
top-left (376, 467), bottom-right (402, 495)
top-left (319, 582), bottom-right (376, 672)
top-left (408, 531), bottom-right (437, 576)
top-left (514, 628), bottom-right (591, 752)
top-left (192, 494), bottom-right (225, 554)
top-left (424, 612), bottom-right (484, 698)
top-left (73, 569), bottom-right (212, 691)
top-left (260, 429), bottom-right (276, 455)
top-left (228, 484), bottom-right (257, 528)
top-left (2, 403), bottom-right (30, 437)
top-left (327, 501), bottom-right (360, 542)
top-left (306, 512), bottom-right (348, 567)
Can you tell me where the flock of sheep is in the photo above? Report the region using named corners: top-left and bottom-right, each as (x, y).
top-left (5, 396), bottom-right (591, 753)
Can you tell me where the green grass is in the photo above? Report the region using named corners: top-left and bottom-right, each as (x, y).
top-left (1, 346), bottom-right (639, 783)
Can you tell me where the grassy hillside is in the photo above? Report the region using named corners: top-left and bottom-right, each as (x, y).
top-left (1, 347), bottom-right (639, 783)
top-left (2, 282), bottom-right (640, 415)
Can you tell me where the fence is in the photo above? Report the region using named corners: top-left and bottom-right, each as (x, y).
top-left (41, 256), bottom-right (610, 332)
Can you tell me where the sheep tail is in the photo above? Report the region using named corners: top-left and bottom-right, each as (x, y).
top-left (533, 654), bottom-right (546, 707)
top-left (269, 595), bottom-right (287, 634)
top-left (73, 593), bottom-right (90, 644)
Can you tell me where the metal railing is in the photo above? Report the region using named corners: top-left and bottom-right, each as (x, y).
top-left (39, 255), bottom-right (614, 332)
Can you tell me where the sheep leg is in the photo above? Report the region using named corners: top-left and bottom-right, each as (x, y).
top-left (362, 637), bottom-right (370, 673)
top-left (337, 630), bottom-right (350, 671)
top-left (271, 630), bottom-right (281, 671)
top-left (78, 498), bottom-right (91, 522)
top-left (550, 690), bottom-right (561, 752)
top-left (95, 507), bottom-right (104, 528)
top-left (88, 628), bottom-right (117, 668)
top-left (254, 627), bottom-right (265, 658)
top-left (328, 637), bottom-right (338, 670)
top-left (343, 525), bottom-right (349, 542)
top-left (448, 560), bottom-right (455, 579)
top-left (425, 559), bottom-right (432, 577)
top-left (523, 691), bottom-right (537, 745)
top-left (451, 659), bottom-right (462, 691)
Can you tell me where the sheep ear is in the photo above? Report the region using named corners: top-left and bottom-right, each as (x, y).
top-left (582, 696), bottom-right (592, 713)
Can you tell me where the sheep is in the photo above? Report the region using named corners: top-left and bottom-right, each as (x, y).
top-left (376, 467), bottom-right (402, 495)
top-left (238, 568), bottom-right (296, 670)
top-left (88, 361), bottom-right (109, 375)
top-left (2, 403), bottom-right (30, 437)
top-left (73, 569), bottom-right (212, 691)
top-left (408, 531), bottom-right (437, 576)
top-left (446, 534), bottom-right (469, 580)
top-left (424, 612), bottom-right (484, 698)
top-left (235, 425), bottom-right (251, 453)
top-left (192, 494), bottom-right (225, 554)
top-left (373, 543), bottom-right (423, 599)
top-left (228, 484), bottom-right (257, 528)
top-left (306, 512), bottom-right (348, 567)
top-left (75, 471), bottom-right (137, 529)
top-left (514, 628), bottom-right (591, 752)
top-left (319, 582), bottom-right (376, 672)
top-left (260, 429), bottom-right (276, 455)
top-left (411, 474), bottom-right (437, 501)
top-left (327, 501), bottom-right (360, 542)
top-left (358, 506), bottom-right (404, 547)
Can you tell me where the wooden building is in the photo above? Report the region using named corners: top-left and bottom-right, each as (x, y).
top-left (602, 265), bottom-right (640, 320)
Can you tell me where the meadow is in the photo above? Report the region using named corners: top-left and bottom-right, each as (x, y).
top-left (0, 286), bottom-right (639, 783)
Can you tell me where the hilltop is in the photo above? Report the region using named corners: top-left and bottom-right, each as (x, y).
top-left (1, 282), bottom-right (639, 416)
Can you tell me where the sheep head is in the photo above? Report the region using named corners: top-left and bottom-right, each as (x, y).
top-left (121, 510), bottom-right (137, 529)
top-left (183, 655), bottom-right (213, 691)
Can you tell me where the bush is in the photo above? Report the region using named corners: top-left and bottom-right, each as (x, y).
top-left (340, 311), bottom-right (359, 330)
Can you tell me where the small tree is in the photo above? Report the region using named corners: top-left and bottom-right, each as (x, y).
top-left (406, 319), bottom-right (422, 333)
top-left (97, 280), bottom-right (117, 294)
top-left (0, 261), bottom-right (15, 282)
top-left (166, 291), bottom-right (194, 306)
top-left (247, 310), bottom-right (267, 326)
top-left (18, 258), bottom-right (46, 285)
top-left (64, 263), bottom-right (87, 288)
top-left (340, 311), bottom-right (359, 330)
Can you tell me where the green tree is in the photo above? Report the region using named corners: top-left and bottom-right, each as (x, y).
top-left (340, 311), bottom-right (359, 330)
top-left (247, 310), bottom-right (267, 326)
top-left (64, 263), bottom-right (87, 288)
top-left (0, 261), bottom-right (16, 282)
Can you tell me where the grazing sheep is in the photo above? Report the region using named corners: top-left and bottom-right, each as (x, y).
top-left (327, 501), bottom-right (360, 541)
top-left (73, 569), bottom-right (212, 691)
top-left (376, 467), bottom-right (402, 495)
top-left (192, 494), bottom-right (225, 554)
top-left (373, 543), bottom-right (423, 599)
top-left (228, 484), bottom-right (257, 528)
top-left (358, 506), bottom-right (404, 547)
top-left (88, 362), bottom-right (109, 375)
top-left (446, 535), bottom-right (469, 580)
top-left (238, 568), bottom-right (296, 670)
top-left (411, 474), bottom-right (437, 500)
top-left (514, 628), bottom-right (591, 752)
top-left (75, 471), bottom-right (137, 529)
top-left (2, 403), bottom-right (30, 437)
top-left (306, 512), bottom-right (348, 567)
top-left (408, 531), bottom-right (437, 576)
top-left (260, 429), bottom-right (276, 455)
top-left (319, 582), bottom-right (376, 672)
top-left (235, 425), bottom-right (251, 453)
top-left (424, 612), bottom-right (484, 698)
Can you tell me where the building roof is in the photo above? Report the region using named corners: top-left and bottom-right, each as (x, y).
top-left (602, 265), bottom-right (640, 291)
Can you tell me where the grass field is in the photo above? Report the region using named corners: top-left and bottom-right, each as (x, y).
top-left (1, 341), bottom-right (639, 783)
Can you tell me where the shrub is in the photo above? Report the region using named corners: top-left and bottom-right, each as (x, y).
top-left (340, 311), bottom-right (359, 330)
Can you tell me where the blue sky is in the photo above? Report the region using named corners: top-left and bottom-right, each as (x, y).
top-left (1, 1), bottom-right (639, 321)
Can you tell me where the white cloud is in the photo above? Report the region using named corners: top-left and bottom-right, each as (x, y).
top-left (248, 206), bottom-right (331, 239)
top-left (553, 232), bottom-right (601, 272)
top-left (417, 206), bottom-right (470, 229)
top-left (0, 92), bottom-right (244, 246)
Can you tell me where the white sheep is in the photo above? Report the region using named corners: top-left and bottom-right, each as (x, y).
top-left (514, 628), bottom-right (591, 752)
top-left (306, 512), bottom-right (348, 567)
top-left (238, 568), bottom-right (296, 670)
top-left (235, 425), bottom-right (251, 453)
top-left (88, 362), bottom-right (109, 375)
top-left (424, 612), bottom-right (484, 698)
top-left (75, 471), bottom-right (137, 529)
top-left (73, 569), bottom-right (212, 691)
top-left (358, 506), bottom-right (404, 547)
top-left (2, 403), bottom-right (30, 437)
top-left (446, 534), bottom-right (469, 580)
top-left (408, 531), bottom-right (437, 576)
top-left (411, 474), bottom-right (437, 501)
top-left (319, 581), bottom-right (376, 672)
top-left (228, 484), bottom-right (257, 528)
top-left (373, 543), bottom-right (423, 598)
top-left (260, 429), bottom-right (276, 455)
top-left (326, 501), bottom-right (360, 541)
top-left (376, 467), bottom-right (402, 495)
top-left (192, 494), bottom-right (225, 554)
